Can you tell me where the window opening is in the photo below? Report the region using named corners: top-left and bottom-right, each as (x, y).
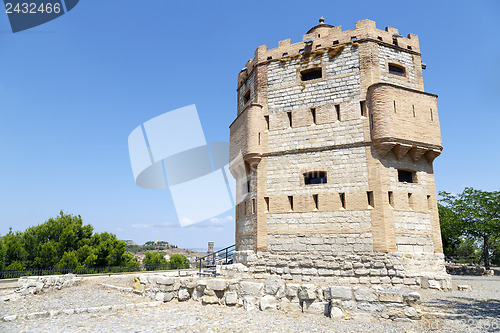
top-left (264, 197), bottom-right (270, 212)
top-left (301, 68), bottom-right (322, 81)
top-left (243, 90), bottom-right (250, 104)
top-left (389, 64), bottom-right (405, 76)
top-left (340, 193), bottom-right (346, 209)
top-left (360, 101), bottom-right (367, 117)
top-left (288, 196), bottom-right (294, 211)
top-left (398, 170), bottom-right (415, 183)
top-left (335, 104), bottom-right (341, 121)
top-left (287, 112), bottom-right (292, 128)
top-left (388, 191), bottom-right (394, 208)
top-left (313, 194), bottom-right (319, 210)
top-left (264, 115), bottom-right (270, 130)
top-left (367, 191), bottom-right (374, 208)
top-left (311, 108), bottom-right (316, 124)
top-left (304, 171), bottom-right (327, 185)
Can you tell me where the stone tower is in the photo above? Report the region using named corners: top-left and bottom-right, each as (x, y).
top-left (229, 19), bottom-right (449, 288)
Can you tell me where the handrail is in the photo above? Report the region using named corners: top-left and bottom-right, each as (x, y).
top-left (197, 244), bottom-right (235, 275)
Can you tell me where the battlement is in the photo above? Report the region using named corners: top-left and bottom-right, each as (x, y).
top-left (238, 19), bottom-right (421, 87)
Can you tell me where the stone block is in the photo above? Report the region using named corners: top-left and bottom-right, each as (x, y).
top-left (239, 281), bottom-right (264, 297)
top-left (353, 287), bottom-right (377, 302)
top-left (243, 296), bottom-right (256, 311)
top-left (207, 279), bottom-right (227, 291)
top-left (201, 295), bottom-right (219, 305)
top-left (298, 284), bottom-right (317, 301)
top-left (324, 286), bottom-right (352, 301)
top-left (330, 306), bottom-right (343, 320)
top-left (264, 277), bottom-right (284, 295)
top-left (179, 277), bottom-right (197, 289)
top-left (178, 288), bottom-right (190, 301)
top-left (259, 295), bottom-right (278, 311)
top-left (155, 292), bottom-right (174, 302)
top-left (225, 291), bottom-right (238, 306)
top-left (303, 301), bottom-right (329, 316)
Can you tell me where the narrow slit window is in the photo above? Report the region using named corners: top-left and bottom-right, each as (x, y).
top-left (339, 193), bottom-right (346, 209)
top-left (311, 108), bottom-right (316, 125)
top-left (287, 112), bottom-right (292, 128)
top-left (388, 191), bottom-right (394, 208)
top-left (258, 132), bottom-right (261, 145)
top-left (393, 101), bottom-right (397, 113)
top-left (427, 195), bottom-right (432, 211)
top-left (430, 108), bottom-right (434, 121)
top-left (288, 196), bottom-right (294, 211)
top-left (335, 104), bottom-right (341, 121)
top-left (332, 40), bottom-right (339, 45)
top-left (264, 197), bottom-right (270, 212)
top-left (251, 198), bottom-right (255, 214)
top-left (313, 194), bottom-right (319, 210)
top-left (264, 115), bottom-right (270, 130)
top-left (412, 105), bottom-right (416, 117)
top-left (408, 193), bottom-right (414, 210)
top-left (393, 38), bottom-right (398, 46)
top-left (367, 191), bottom-right (374, 208)
top-left (301, 68), bottom-right (322, 81)
top-left (247, 180), bottom-right (251, 193)
top-left (360, 100), bottom-right (367, 117)
top-left (389, 64), bottom-right (405, 77)
top-left (398, 169), bottom-right (416, 183)
top-left (243, 90), bottom-right (251, 104)
top-left (304, 171), bottom-right (327, 185)
top-left (315, 44), bottom-right (322, 49)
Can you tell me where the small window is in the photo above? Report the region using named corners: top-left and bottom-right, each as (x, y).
top-left (408, 193), bottom-right (414, 210)
top-left (299, 49), bottom-right (305, 54)
top-left (313, 194), bottom-right (319, 210)
top-left (332, 40), bottom-right (339, 45)
top-left (360, 101), bottom-right (367, 117)
top-left (389, 64), bottom-right (405, 77)
top-left (339, 193), bottom-right (346, 209)
top-left (264, 115), bottom-right (270, 130)
top-left (407, 45), bottom-right (412, 50)
top-left (367, 191), bottom-right (374, 208)
top-left (427, 195), bottom-right (432, 211)
top-left (388, 191), bottom-right (394, 208)
top-left (288, 196), bottom-right (294, 211)
top-left (335, 104), bottom-right (341, 121)
top-left (398, 170), bottom-right (415, 183)
top-left (258, 132), bottom-right (261, 145)
top-left (311, 108), bottom-right (316, 125)
top-left (412, 105), bottom-right (416, 117)
top-left (251, 198), bottom-right (256, 214)
top-left (304, 171), bottom-right (327, 185)
top-left (283, 52), bottom-right (289, 57)
top-left (315, 44), bottom-right (322, 49)
top-left (430, 108), bottom-right (434, 121)
top-left (247, 180), bottom-right (251, 192)
top-left (243, 90), bottom-right (251, 104)
top-left (351, 36), bottom-right (357, 41)
top-left (393, 100), bottom-right (396, 113)
top-left (377, 36), bottom-right (383, 41)
top-left (392, 38), bottom-right (398, 46)
top-left (301, 68), bottom-right (322, 81)
top-left (267, 56), bottom-right (273, 60)
top-left (264, 197), bottom-right (270, 212)
top-left (287, 112), bottom-right (292, 128)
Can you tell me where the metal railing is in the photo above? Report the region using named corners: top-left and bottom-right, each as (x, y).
top-left (0, 263), bottom-right (190, 280)
top-left (197, 244), bottom-right (235, 275)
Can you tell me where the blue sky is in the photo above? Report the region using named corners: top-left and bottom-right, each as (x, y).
top-left (0, 1), bottom-right (499, 249)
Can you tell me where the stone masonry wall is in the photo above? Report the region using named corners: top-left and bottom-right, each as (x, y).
top-left (231, 251), bottom-right (450, 291)
top-left (136, 271), bottom-right (423, 321)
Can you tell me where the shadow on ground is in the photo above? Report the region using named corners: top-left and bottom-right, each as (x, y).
top-left (424, 297), bottom-right (500, 318)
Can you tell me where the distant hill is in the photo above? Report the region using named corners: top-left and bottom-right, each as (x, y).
top-left (124, 240), bottom-right (206, 258)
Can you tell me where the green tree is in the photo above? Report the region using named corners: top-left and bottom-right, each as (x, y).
top-left (56, 251), bottom-right (80, 268)
top-left (142, 251), bottom-right (168, 270)
top-left (2, 229), bottom-right (26, 268)
top-left (121, 251), bottom-right (140, 270)
top-left (439, 188), bottom-right (500, 270)
top-left (168, 254), bottom-right (190, 269)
